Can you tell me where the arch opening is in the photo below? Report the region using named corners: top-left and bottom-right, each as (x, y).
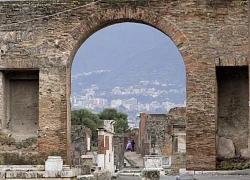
top-left (70, 22), bottom-right (187, 170)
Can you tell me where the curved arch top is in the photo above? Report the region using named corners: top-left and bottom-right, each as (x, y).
top-left (67, 7), bottom-right (190, 68)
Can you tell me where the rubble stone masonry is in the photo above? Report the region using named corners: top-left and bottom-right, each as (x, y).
top-left (0, 0), bottom-right (248, 170)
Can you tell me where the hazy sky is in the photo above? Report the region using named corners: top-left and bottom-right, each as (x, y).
top-left (72, 22), bottom-right (185, 75)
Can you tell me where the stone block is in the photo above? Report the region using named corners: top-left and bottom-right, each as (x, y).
top-left (141, 170), bottom-right (160, 180)
top-left (240, 148), bottom-right (248, 158)
top-left (217, 137), bottom-right (235, 158)
top-left (144, 156), bottom-right (163, 169)
top-left (93, 170), bottom-right (111, 180)
top-left (45, 156), bottom-right (63, 172)
top-left (78, 174), bottom-right (94, 180)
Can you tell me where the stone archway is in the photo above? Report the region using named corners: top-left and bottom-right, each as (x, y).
top-left (64, 6), bottom-right (191, 165)
top-left (1, 1), bottom-right (246, 170)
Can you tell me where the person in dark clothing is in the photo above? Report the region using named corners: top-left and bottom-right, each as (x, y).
top-left (131, 139), bottom-right (135, 152)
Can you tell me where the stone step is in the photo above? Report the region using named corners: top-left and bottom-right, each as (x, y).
top-left (176, 175), bottom-right (197, 180)
top-left (118, 172), bottom-right (141, 177)
top-left (120, 169), bottom-right (142, 173)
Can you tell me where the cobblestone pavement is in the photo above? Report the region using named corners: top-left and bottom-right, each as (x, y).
top-left (118, 175), bottom-right (250, 180)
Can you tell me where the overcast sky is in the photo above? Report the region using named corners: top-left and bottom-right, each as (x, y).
top-left (72, 22), bottom-right (185, 74)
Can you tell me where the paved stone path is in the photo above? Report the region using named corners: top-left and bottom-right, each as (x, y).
top-left (119, 174), bottom-right (250, 180)
top-left (124, 151), bottom-right (144, 167)
top-left (121, 152), bottom-right (250, 180)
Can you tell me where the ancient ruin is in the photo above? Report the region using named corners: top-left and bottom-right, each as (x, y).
top-left (0, 0), bottom-right (249, 171)
top-left (139, 107), bottom-right (186, 172)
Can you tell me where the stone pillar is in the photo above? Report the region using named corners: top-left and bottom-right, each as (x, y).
top-left (186, 63), bottom-right (217, 170)
top-left (0, 72), bottom-right (5, 131)
top-left (38, 67), bottom-right (70, 164)
top-left (114, 135), bottom-right (124, 171)
top-left (97, 120), bottom-right (115, 173)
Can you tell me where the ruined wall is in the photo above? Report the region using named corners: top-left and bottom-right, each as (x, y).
top-left (114, 135), bottom-right (124, 170)
top-left (216, 67), bottom-right (249, 159)
top-left (71, 125), bottom-right (91, 167)
top-left (142, 108), bottom-right (186, 156)
top-left (146, 114), bottom-right (168, 155)
top-left (0, 0), bottom-right (248, 169)
top-left (140, 108), bottom-right (186, 171)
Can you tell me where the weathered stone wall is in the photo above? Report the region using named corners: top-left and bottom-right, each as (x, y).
top-left (146, 114), bottom-right (168, 155)
top-left (141, 107), bottom-right (186, 157)
top-left (71, 125), bottom-right (91, 167)
top-left (217, 67), bottom-right (249, 158)
top-left (114, 135), bottom-right (124, 170)
top-left (1, 71), bottom-right (39, 142)
top-left (140, 108), bottom-right (186, 172)
top-left (0, 0), bottom-right (248, 170)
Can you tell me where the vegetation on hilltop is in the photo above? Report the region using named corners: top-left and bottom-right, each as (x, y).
top-left (71, 108), bottom-right (129, 142)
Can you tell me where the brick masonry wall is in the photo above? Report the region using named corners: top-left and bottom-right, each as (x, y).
top-left (105, 136), bottom-right (109, 151)
top-left (98, 135), bottom-right (105, 155)
top-left (0, 0), bottom-right (248, 169)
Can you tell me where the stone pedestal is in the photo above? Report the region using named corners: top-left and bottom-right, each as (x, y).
top-left (143, 155), bottom-right (163, 169)
top-left (45, 156), bottom-right (63, 171)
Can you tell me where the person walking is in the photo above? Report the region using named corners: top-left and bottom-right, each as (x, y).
top-left (126, 141), bottom-right (132, 151)
top-left (131, 139), bottom-right (135, 152)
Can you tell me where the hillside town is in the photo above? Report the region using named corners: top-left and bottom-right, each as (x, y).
top-left (71, 83), bottom-right (186, 127)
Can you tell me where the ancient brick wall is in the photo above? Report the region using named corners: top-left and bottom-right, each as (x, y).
top-left (0, 0), bottom-right (248, 169)
top-left (98, 135), bottom-right (105, 155)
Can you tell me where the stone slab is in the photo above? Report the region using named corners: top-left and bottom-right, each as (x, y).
top-left (6, 169), bottom-right (78, 178)
top-left (45, 156), bottom-right (63, 172)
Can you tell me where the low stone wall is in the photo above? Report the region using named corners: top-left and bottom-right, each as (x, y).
top-left (78, 170), bottom-right (111, 180)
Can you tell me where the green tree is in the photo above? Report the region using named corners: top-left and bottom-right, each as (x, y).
top-left (71, 109), bottom-right (99, 142)
top-left (98, 108), bottom-right (129, 134)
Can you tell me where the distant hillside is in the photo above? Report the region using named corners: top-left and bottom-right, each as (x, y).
top-left (71, 22), bottom-right (186, 104)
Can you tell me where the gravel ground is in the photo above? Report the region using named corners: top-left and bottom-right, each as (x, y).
top-left (118, 174), bottom-right (250, 180)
